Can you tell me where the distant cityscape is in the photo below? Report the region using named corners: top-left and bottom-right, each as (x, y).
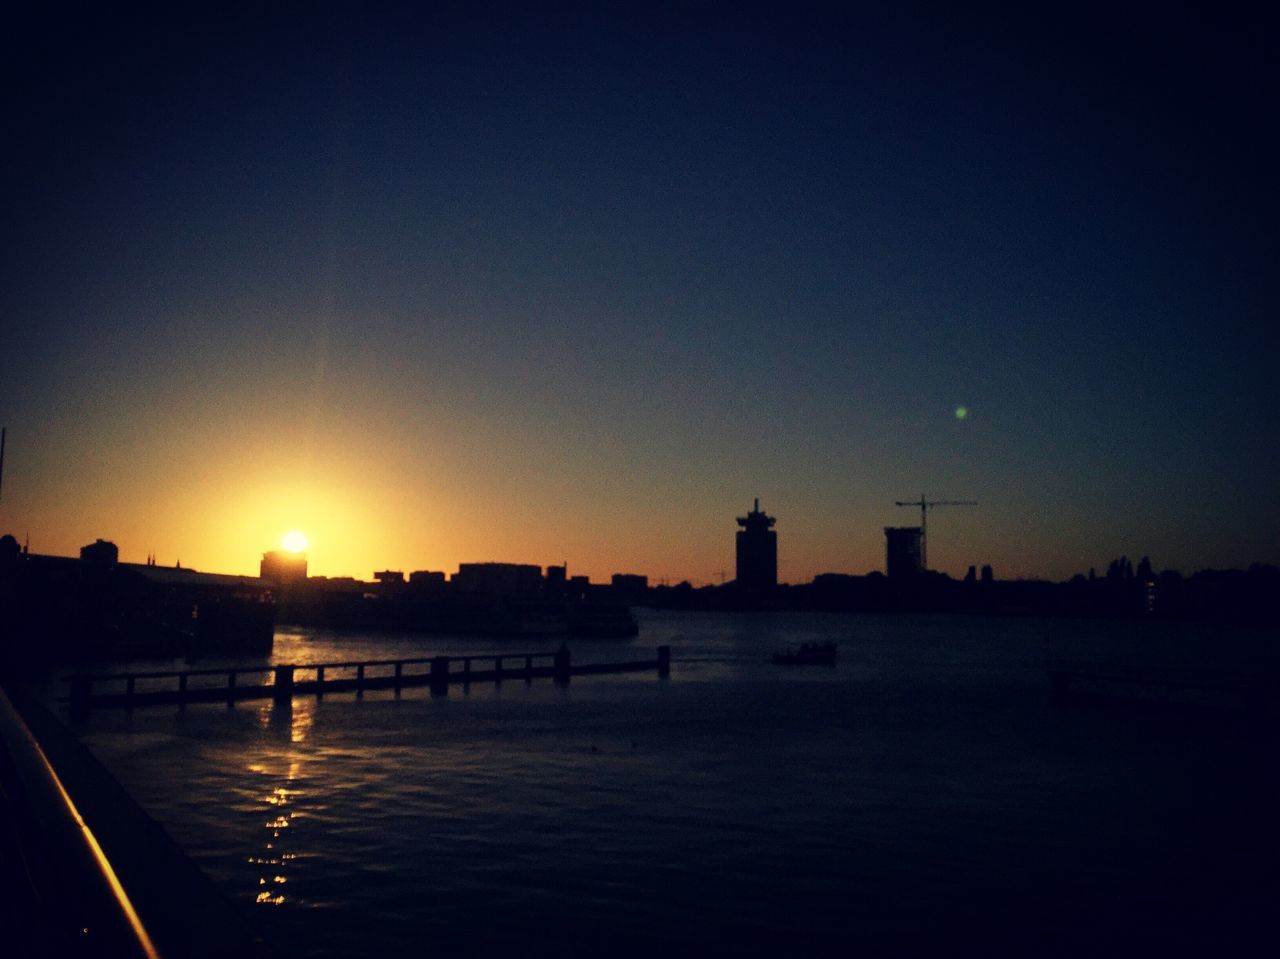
top-left (2, 493), bottom-right (1276, 671)
top-left (237, 496), bottom-right (1275, 622)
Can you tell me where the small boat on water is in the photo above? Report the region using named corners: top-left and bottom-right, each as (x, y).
top-left (772, 640), bottom-right (838, 666)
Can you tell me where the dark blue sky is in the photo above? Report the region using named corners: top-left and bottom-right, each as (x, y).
top-left (2, 3), bottom-right (1275, 581)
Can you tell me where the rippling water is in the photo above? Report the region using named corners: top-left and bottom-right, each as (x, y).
top-left (58, 611), bottom-right (1278, 956)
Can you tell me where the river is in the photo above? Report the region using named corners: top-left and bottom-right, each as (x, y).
top-left (53, 610), bottom-right (1278, 956)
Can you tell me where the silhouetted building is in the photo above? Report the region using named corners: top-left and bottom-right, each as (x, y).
top-left (409, 570), bottom-right (445, 589)
top-left (261, 550), bottom-right (307, 584)
top-left (736, 499), bottom-right (777, 590)
top-left (543, 564), bottom-right (567, 599)
top-left (453, 562), bottom-right (542, 595)
top-left (374, 570), bottom-right (405, 585)
top-left (80, 538), bottom-right (119, 565)
top-left (0, 533), bottom-right (18, 565)
top-left (884, 527), bottom-right (922, 578)
top-left (1107, 556), bottom-right (1134, 581)
top-left (611, 573), bottom-right (649, 604)
top-left (307, 575), bottom-right (361, 593)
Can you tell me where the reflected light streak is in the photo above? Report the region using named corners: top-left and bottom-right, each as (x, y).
top-left (249, 747), bottom-right (307, 906)
top-left (256, 697), bottom-right (312, 744)
top-left (27, 723), bottom-right (162, 958)
top-left (291, 700), bottom-right (313, 744)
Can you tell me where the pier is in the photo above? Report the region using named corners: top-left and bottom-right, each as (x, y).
top-left (66, 645), bottom-right (671, 713)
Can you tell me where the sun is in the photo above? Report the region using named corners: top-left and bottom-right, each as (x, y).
top-left (281, 530), bottom-right (309, 553)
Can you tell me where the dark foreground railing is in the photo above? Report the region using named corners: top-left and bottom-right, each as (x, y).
top-left (66, 645), bottom-right (671, 713)
top-left (2, 684), bottom-right (283, 957)
top-left (0, 684), bottom-right (160, 957)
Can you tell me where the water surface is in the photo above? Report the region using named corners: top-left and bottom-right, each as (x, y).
top-left (63, 611), bottom-right (1278, 956)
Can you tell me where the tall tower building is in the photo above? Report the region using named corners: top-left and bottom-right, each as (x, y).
top-left (735, 498), bottom-right (777, 590)
top-left (261, 550), bottom-right (308, 584)
top-left (884, 527), bottom-right (923, 578)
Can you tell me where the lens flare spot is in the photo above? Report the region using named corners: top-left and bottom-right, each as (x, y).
top-left (954, 406), bottom-right (969, 420)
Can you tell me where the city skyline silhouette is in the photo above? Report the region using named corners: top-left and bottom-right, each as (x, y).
top-left (2, 5), bottom-right (1274, 584)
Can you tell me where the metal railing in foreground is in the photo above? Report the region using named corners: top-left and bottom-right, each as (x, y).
top-left (0, 683), bottom-right (161, 957)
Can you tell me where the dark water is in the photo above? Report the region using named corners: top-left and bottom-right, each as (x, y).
top-left (58, 612), bottom-right (1279, 956)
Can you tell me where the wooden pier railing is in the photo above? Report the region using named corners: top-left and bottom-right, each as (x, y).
top-left (66, 646), bottom-right (671, 714)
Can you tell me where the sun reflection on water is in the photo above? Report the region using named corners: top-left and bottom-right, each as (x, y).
top-left (247, 699), bottom-right (314, 906)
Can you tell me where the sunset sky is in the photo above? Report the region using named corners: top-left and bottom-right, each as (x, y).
top-left (2, 4), bottom-right (1275, 584)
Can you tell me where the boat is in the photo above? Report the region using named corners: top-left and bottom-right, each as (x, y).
top-left (772, 640), bottom-right (837, 666)
top-left (568, 602), bottom-right (640, 639)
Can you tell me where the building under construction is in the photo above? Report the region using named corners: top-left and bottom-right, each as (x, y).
top-left (884, 527), bottom-right (923, 578)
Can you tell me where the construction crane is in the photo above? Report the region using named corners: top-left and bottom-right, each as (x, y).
top-left (894, 494), bottom-right (977, 571)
